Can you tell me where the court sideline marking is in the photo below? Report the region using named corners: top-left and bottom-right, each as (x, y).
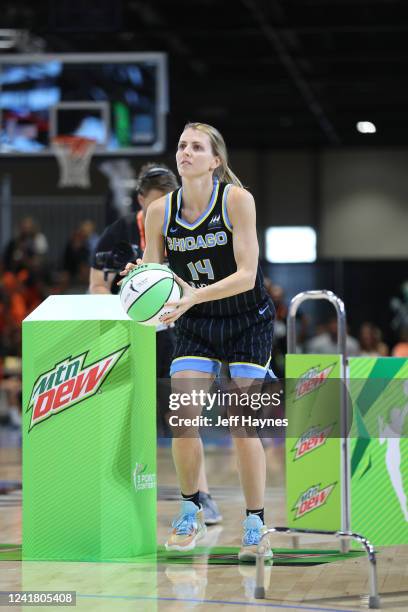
top-left (78, 592), bottom-right (359, 611)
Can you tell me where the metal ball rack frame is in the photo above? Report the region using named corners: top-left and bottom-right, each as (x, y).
top-left (254, 527), bottom-right (380, 609)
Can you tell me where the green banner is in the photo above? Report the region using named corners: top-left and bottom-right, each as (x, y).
top-left (349, 357), bottom-right (408, 546)
top-left (285, 355), bottom-right (342, 530)
top-left (23, 306), bottom-right (156, 561)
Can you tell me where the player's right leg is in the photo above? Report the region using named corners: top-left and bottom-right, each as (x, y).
top-left (165, 362), bottom-right (217, 552)
top-left (225, 305), bottom-right (275, 562)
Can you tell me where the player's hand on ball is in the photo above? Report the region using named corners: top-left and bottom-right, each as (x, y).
top-left (161, 275), bottom-right (198, 323)
top-left (117, 259), bottom-right (143, 285)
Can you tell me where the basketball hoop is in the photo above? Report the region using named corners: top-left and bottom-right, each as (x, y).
top-left (52, 136), bottom-right (96, 188)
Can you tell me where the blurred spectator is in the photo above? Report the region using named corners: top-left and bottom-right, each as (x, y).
top-left (62, 220), bottom-right (98, 288)
top-left (3, 216), bottom-right (48, 273)
top-left (358, 322), bottom-right (389, 356)
top-left (0, 258), bottom-right (48, 431)
top-left (0, 357), bottom-right (22, 428)
top-left (264, 279), bottom-right (310, 372)
top-left (264, 279), bottom-right (286, 377)
top-left (80, 220), bottom-right (99, 255)
top-left (48, 270), bottom-right (71, 296)
top-left (2, 327), bottom-right (22, 358)
top-left (392, 327), bottom-right (408, 357)
top-left (306, 316), bottom-right (360, 356)
top-left (390, 281), bottom-right (408, 333)
top-left (1, 265), bottom-right (45, 328)
top-left (265, 280), bottom-right (288, 323)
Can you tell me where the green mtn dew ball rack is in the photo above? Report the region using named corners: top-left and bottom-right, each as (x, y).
top-left (22, 295), bottom-right (156, 561)
top-left (248, 289), bottom-right (407, 607)
top-left (285, 290), bottom-right (408, 547)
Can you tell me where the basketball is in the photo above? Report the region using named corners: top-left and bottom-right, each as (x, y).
top-left (119, 263), bottom-right (182, 325)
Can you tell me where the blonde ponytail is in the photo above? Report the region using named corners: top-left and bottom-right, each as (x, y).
top-left (214, 165), bottom-right (243, 188)
top-left (184, 122), bottom-right (243, 188)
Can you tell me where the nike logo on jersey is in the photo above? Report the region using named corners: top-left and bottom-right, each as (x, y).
top-left (259, 305), bottom-right (269, 315)
top-left (169, 227), bottom-right (178, 233)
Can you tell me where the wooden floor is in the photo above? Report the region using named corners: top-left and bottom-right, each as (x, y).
top-left (1, 441), bottom-right (408, 611)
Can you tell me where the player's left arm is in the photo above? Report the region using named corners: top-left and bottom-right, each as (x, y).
top-left (162, 187), bottom-right (258, 323)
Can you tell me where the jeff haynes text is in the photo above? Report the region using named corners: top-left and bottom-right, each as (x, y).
top-left (168, 415), bottom-right (288, 428)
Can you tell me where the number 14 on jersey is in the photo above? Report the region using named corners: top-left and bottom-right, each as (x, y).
top-left (187, 259), bottom-right (214, 281)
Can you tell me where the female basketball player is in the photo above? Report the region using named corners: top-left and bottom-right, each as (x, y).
top-left (91, 163), bottom-right (222, 525)
top-left (121, 122), bottom-right (275, 560)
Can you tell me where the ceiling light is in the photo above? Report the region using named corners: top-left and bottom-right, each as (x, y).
top-left (356, 121), bottom-right (376, 134)
top-left (265, 227), bottom-right (316, 263)
top-left (0, 30), bottom-right (18, 49)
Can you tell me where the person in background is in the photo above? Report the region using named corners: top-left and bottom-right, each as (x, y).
top-left (392, 327), bottom-right (408, 357)
top-left (264, 280), bottom-right (286, 378)
top-left (358, 322), bottom-right (389, 356)
top-left (63, 221), bottom-right (97, 288)
top-left (3, 216), bottom-right (48, 273)
top-left (306, 315), bottom-right (360, 356)
top-left (0, 358), bottom-right (22, 429)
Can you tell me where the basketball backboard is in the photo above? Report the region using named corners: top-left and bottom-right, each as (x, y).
top-left (0, 52), bottom-right (168, 156)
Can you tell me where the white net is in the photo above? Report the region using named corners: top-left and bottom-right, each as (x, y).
top-left (52, 136), bottom-right (96, 189)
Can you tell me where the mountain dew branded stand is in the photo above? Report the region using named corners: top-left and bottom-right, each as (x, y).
top-left (22, 295), bottom-right (156, 562)
top-left (285, 291), bottom-right (350, 542)
top-left (257, 290), bottom-right (407, 605)
top-left (284, 290), bottom-right (408, 548)
top-left (256, 291), bottom-right (376, 606)
top-left (349, 356), bottom-right (408, 546)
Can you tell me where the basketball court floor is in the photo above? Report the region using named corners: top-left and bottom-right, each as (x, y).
top-left (1, 440), bottom-right (407, 612)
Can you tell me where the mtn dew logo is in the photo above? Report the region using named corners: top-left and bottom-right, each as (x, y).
top-left (292, 424), bottom-right (334, 460)
top-left (295, 364), bottom-right (335, 399)
top-left (133, 462), bottom-right (156, 492)
top-left (292, 483), bottom-right (336, 520)
top-left (27, 346), bottom-right (128, 430)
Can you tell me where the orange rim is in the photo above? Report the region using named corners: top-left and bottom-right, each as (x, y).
top-left (52, 136), bottom-right (96, 157)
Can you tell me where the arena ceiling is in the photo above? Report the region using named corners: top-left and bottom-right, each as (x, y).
top-left (3, 0), bottom-right (408, 148)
